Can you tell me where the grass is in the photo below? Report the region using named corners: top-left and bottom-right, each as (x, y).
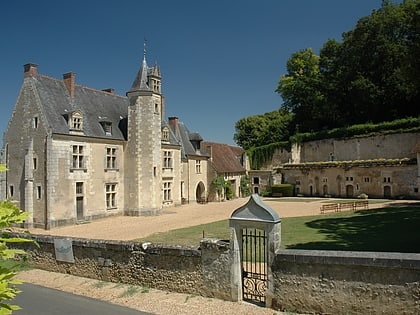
top-left (137, 202), bottom-right (420, 253)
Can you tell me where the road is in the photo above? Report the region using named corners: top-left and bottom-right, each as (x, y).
top-left (13, 283), bottom-right (153, 315)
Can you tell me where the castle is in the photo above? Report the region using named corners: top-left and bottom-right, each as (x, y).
top-left (1, 54), bottom-right (245, 229)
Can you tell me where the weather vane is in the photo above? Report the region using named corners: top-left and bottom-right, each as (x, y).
top-left (143, 38), bottom-right (147, 59)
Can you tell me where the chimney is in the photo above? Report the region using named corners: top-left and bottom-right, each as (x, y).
top-left (168, 116), bottom-right (179, 136)
top-left (63, 72), bottom-right (76, 98)
top-left (24, 63), bottom-right (38, 78)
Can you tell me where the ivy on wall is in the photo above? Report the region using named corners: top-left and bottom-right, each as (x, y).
top-left (247, 141), bottom-right (290, 170)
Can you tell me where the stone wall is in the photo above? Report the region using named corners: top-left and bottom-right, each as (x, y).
top-left (272, 249), bottom-right (420, 315)
top-left (13, 233), bottom-right (420, 314)
top-left (13, 234), bottom-right (231, 300)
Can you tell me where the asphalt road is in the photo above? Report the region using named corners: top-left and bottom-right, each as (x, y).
top-left (13, 283), bottom-right (153, 315)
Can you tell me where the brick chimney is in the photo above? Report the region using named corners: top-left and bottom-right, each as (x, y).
top-left (168, 116), bottom-right (179, 136)
top-left (24, 63), bottom-right (38, 78)
top-left (63, 72), bottom-right (76, 98)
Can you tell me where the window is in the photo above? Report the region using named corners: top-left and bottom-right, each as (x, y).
top-left (162, 127), bottom-right (169, 141)
top-left (72, 145), bottom-right (85, 169)
top-left (364, 177), bottom-right (370, 183)
top-left (384, 177), bottom-right (391, 183)
top-left (163, 181), bottom-right (172, 201)
top-left (33, 158), bottom-right (37, 170)
top-left (100, 121), bottom-right (112, 136)
top-left (322, 177), bottom-right (328, 183)
top-left (106, 147), bottom-right (117, 169)
top-left (195, 160), bottom-right (201, 174)
top-left (154, 103), bottom-right (159, 113)
top-left (105, 183), bottom-right (117, 209)
top-left (253, 177), bottom-right (260, 185)
top-left (9, 185), bottom-right (14, 198)
top-left (70, 112), bottom-right (83, 130)
top-left (346, 176), bottom-right (353, 181)
top-left (36, 185), bottom-right (42, 200)
top-left (32, 116), bottom-right (38, 129)
top-left (76, 182), bottom-right (83, 195)
top-left (163, 151), bottom-right (172, 169)
top-left (153, 167), bottom-right (157, 177)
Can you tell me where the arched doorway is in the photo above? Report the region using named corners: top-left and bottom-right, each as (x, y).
top-left (346, 185), bottom-right (354, 197)
top-left (196, 181), bottom-right (206, 203)
top-left (323, 185), bottom-right (328, 196)
top-left (384, 186), bottom-right (391, 198)
top-left (309, 185), bottom-right (313, 196)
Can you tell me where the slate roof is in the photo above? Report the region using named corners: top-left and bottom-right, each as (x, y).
top-left (201, 141), bottom-right (246, 173)
top-left (25, 71), bottom-right (198, 153)
top-left (31, 75), bottom-right (129, 141)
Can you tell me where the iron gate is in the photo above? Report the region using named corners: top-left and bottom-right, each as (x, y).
top-left (241, 228), bottom-right (267, 304)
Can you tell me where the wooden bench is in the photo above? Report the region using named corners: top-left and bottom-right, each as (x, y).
top-left (354, 200), bottom-right (369, 210)
top-left (339, 202), bottom-right (355, 211)
top-left (320, 203), bottom-right (339, 214)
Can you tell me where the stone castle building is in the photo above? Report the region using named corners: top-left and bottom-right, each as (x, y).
top-left (0, 55), bottom-right (214, 229)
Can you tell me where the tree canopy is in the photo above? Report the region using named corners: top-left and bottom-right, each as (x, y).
top-left (234, 0), bottom-right (420, 148)
top-left (276, 0), bottom-right (420, 133)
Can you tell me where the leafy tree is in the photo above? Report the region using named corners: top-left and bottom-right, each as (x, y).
top-left (240, 175), bottom-right (250, 197)
top-left (234, 109), bottom-right (293, 149)
top-left (212, 176), bottom-right (226, 202)
top-left (0, 165), bottom-right (32, 314)
top-left (276, 48), bottom-right (325, 132)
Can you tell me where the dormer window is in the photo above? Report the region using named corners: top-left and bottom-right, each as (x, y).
top-left (162, 127), bottom-right (169, 142)
top-left (100, 121), bottom-right (112, 136)
top-left (69, 111), bottom-right (83, 131)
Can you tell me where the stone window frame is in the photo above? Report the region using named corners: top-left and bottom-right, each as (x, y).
top-left (69, 111), bottom-right (83, 131)
top-left (162, 127), bottom-right (169, 142)
top-left (163, 150), bottom-right (173, 169)
top-left (71, 145), bottom-right (86, 171)
top-left (195, 160), bottom-right (201, 174)
top-left (105, 183), bottom-right (117, 210)
top-left (163, 181), bottom-right (172, 201)
top-left (105, 147), bottom-right (118, 170)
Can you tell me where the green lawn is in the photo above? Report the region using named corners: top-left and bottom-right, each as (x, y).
top-left (136, 202), bottom-right (420, 253)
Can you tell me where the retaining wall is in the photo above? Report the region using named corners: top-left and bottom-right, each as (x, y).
top-left (12, 234), bottom-right (420, 314)
top-left (273, 249), bottom-right (420, 315)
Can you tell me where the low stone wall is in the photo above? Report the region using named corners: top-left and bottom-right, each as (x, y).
top-left (272, 249), bottom-right (420, 315)
top-left (13, 233), bottom-right (232, 300)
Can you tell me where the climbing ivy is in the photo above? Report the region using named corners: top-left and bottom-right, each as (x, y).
top-left (247, 142), bottom-right (290, 170)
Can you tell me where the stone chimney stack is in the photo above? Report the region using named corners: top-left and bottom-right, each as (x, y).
top-left (24, 63), bottom-right (38, 78)
top-left (63, 72), bottom-right (76, 98)
top-left (168, 116), bottom-right (179, 136)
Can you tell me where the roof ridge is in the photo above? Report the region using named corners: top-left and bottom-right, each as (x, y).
top-left (36, 74), bottom-right (127, 99)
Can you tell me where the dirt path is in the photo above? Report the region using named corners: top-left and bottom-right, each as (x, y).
top-left (27, 197), bottom-right (388, 241)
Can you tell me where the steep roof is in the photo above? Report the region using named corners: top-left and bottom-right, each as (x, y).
top-left (201, 141), bottom-right (246, 173)
top-left (30, 74), bottom-right (128, 140)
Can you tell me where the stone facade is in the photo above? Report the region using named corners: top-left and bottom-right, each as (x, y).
top-left (1, 59), bottom-right (210, 229)
top-left (266, 132), bottom-right (420, 199)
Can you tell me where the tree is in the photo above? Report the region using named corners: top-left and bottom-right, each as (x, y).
top-left (212, 176), bottom-right (226, 202)
top-left (233, 109), bottom-right (293, 149)
top-left (0, 165), bottom-right (32, 314)
top-left (276, 48), bottom-right (326, 132)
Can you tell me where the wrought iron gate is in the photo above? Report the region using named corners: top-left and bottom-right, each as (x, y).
top-left (241, 228), bottom-right (267, 304)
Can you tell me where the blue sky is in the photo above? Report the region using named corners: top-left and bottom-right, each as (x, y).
top-left (0, 0), bottom-right (391, 147)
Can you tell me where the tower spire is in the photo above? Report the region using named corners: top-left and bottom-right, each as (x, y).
top-left (128, 39), bottom-right (150, 92)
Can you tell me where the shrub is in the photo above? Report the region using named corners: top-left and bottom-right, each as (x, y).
top-left (271, 184), bottom-right (294, 197)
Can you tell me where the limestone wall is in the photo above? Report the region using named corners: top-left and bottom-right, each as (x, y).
top-left (13, 234), bottom-right (232, 300)
top-left (272, 250), bottom-right (420, 315)
top-left (296, 132), bottom-right (420, 163)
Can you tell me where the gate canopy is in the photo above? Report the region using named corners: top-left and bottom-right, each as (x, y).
top-left (230, 194), bottom-right (281, 224)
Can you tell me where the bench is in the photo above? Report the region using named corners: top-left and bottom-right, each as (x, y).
top-left (354, 200), bottom-right (369, 210)
top-left (339, 202), bottom-right (355, 211)
top-left (320, 203), bottom-right (339, 214)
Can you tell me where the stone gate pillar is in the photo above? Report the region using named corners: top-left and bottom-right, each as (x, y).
top-left (229, 194), bottom-right (281, 308)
